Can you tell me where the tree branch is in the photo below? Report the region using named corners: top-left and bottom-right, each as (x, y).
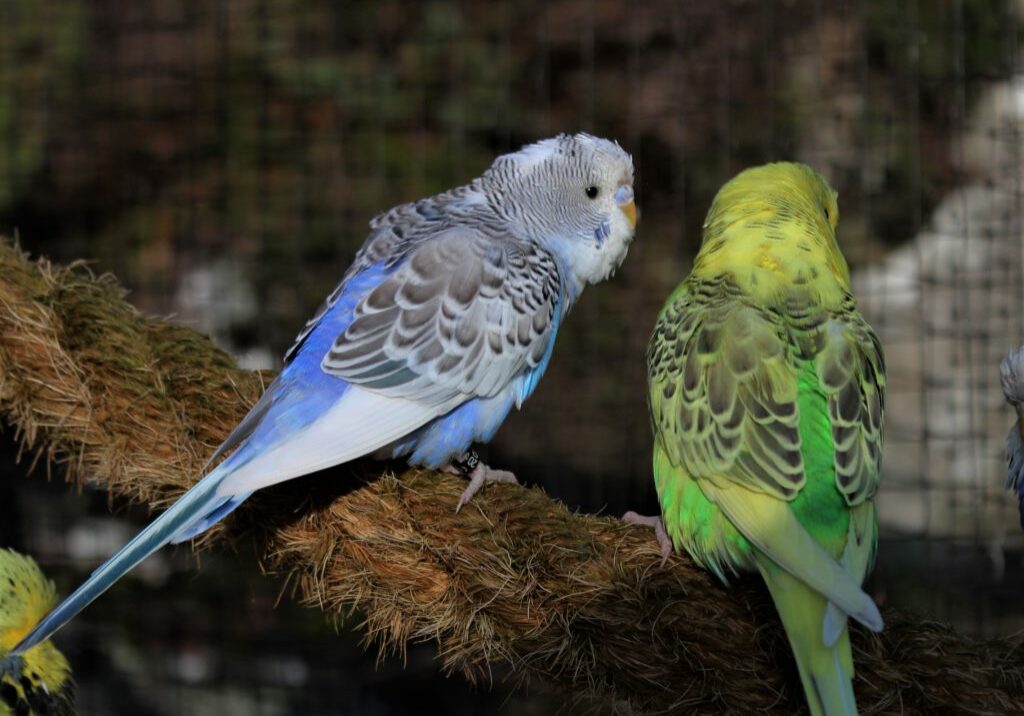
top-left (0, 239), bottom-right (1021, 714)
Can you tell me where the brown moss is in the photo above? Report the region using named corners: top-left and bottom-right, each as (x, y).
top-left (0, 237), bottom-right (1021, 714)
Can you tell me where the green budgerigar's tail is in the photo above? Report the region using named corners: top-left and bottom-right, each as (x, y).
top-left (756, 554), bottom-right (858, 716)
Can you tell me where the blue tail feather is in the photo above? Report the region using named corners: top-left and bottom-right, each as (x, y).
top-left (169, 491), bottom-right (252, 544)
top-left (9, 470), bottom-right (229, 656)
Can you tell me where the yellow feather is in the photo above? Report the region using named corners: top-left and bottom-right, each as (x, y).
top-left (694, 162), bottom-right (850, 307)
top-left (0, 550), bottom-right (74, 716)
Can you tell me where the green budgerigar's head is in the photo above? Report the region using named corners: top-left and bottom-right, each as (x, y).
top-left (694, 162), bottom-right (851, 301)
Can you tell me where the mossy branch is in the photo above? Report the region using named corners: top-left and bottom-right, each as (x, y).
top-left (0, 238), bottom-right (1021, 714)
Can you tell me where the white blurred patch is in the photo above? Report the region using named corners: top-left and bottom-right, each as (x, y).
top-left (66, 518), bottom-right (172, 586)
top-left (851, 72), bottom-right (1024, 551)
top-left (174, 259), bottom-right (275, 371)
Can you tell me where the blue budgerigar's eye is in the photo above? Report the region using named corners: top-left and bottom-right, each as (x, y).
top-left (585, 186), bottom-right (599, 199)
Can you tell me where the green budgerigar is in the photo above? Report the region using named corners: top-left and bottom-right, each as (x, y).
top-left (632, 163), bottom-right (885, 715)
top-left (0, 550), bottom-right (74, 716)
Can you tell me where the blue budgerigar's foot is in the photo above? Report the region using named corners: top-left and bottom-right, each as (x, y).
top-left (622, 511), bottom-right (673, 564)
top-left (453, 461), bottom-right (518, 512)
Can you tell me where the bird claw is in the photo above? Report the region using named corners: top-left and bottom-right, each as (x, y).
top-left (623, 510), bottom-right (674, 565)
top-left (455, 463), bottom-right (518, 512)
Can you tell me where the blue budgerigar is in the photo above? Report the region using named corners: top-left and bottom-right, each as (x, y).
top-left (9, 133), bottom-right (638, 655)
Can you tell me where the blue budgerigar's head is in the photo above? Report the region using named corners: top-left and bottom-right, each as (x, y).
top-left (481, 133), bottom-right (637, 287)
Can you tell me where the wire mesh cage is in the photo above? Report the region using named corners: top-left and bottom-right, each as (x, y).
top-left (2, 0), bottom-right (1023, 713)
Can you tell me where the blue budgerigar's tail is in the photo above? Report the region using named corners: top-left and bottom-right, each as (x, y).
top-left (9, 467), bottom-right (238, 657)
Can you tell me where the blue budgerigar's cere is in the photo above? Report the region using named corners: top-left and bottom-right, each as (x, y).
top-left (6, 133), bottom-right (638, 657)
top-left (1000, 347), bottom-right (1024, 528)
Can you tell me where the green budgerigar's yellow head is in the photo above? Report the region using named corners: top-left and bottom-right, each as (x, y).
top-left (693, 162), bottom-right (850, 305)
top-left (0, 550), bottom-right (74, 716)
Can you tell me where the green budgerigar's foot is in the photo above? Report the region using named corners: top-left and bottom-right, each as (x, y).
top-left (623, 511), bottom-right (674, 564)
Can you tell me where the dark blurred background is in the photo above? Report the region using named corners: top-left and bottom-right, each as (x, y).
top-left (3, 0), bottom-right (1024, 713)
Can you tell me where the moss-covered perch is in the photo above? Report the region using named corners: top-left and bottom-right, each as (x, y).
top-left (0, 238), bottom-right (1021, 714)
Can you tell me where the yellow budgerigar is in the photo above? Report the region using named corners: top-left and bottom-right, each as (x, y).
top-left (630, 163), bottom-right (885, 715)
top-left (0, 550), bottom-right (74, 716)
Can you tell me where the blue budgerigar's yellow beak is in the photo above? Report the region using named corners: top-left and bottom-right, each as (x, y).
top-left (616, 184), bottom-right (638, 229)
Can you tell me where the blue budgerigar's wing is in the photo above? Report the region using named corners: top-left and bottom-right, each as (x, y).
top-left (212, 226), bottom-right (562, 497)
top-left (322, 227), bottom-right (563, 405)
top-left (209, 201), bottom-right (475, 468)
top-left (283, 182), bottom-right (483, 366)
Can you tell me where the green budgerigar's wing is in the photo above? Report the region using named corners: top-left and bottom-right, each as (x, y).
top-left (647, 277), bottom-right (805, 499)
top-left (647, 277), bottom-right (884, 508)
top-left (814, 301), bottom-right (885, 506)
top-left (814, 301), bottom-right (885, 642)
top-left (647, 277), bottom-right (885, 631)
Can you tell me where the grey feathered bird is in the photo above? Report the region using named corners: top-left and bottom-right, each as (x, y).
top-left (1001, 347), bottom-right (1024, 527)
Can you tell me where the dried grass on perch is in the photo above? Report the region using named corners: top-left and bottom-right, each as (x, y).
top-left (0, 238), bottom-right (1022, 715)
